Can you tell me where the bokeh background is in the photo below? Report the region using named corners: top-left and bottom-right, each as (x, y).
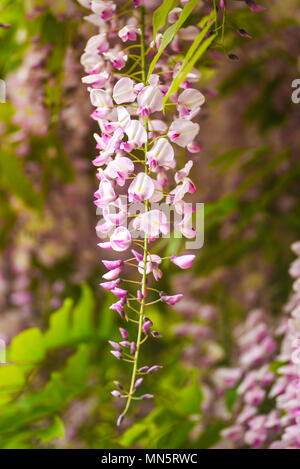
top-left (0, 0), bottom-right (300, 449)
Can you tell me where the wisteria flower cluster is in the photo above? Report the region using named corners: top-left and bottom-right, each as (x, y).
top-left (77, 0), bottom-right (210, 424)
top-left (214, 242), bottom-right (300, 449)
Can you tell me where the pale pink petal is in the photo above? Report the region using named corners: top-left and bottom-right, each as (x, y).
top-left (113, 77), bottom-right (136, 104)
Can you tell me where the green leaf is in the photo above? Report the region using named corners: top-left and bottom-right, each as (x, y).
top-left (157, 422), bottom-right (194, 449)
top-left (153, 0), bottom-right (177, 42)
top-left (39, 12), bottom-right (69, 123)
top-left (44, 299), bottom-right (73, 349)
top-left (147, 0), bottom-right (200, 80)
top-left (97, 293), bottom-right (116, 340)
top-left (225, 386), bottom-right (238, 412)
top-left (72, 283), bottom-right (95, 340)
top-left (205, 195), bottom-right (238, 224)
top-left (120, 422), bottom-right (148, 447)
top-left (30, 133), bottom-right (74, 185)
top-left (210, 147), bottom-right (251, 169)
top-left (0, 365), bottom-right (26, 391)
top-left (9, 328), bottom-right (45, 365)
top-left (163, 12), bottom-right (216, 106)
top-left (270, 360), bottom-right (289, 375)
top-left (194, 423), bottom-right (226, 449)
top-left (63, 345), bottom-right (90, 389)
top-left (235, 149), bottom-right (289, 196)
top-left (37, 416), bottom-right (65, 442)
top-left (179, 369), bottom-right (203, 415)
top-left (0, 151), bottom-right (43, 211)
top-left (165, 237), bottom-right (182, 257)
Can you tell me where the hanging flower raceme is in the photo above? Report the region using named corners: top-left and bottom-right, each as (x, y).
top-left (216, 242), bottom-right (300, 449)
top-left (78, 0), bottom-right (204, 426)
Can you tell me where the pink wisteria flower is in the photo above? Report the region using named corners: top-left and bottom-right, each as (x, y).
top-left (137, 85), bottom-right (164, 116)
top-left (133, 209), bottom-right (169, 238)
top-left (161, 292), bottom-right (183, 305)
top-left (113, 77), bottom-right (137, 104)
top-left (168, 119), bottom-right (200, 147)
top-left (105, 154), bottom-right (134, 185)
top-left (110, 226), bottom-right (132, 252)
top-left (171, 254), bottom-right (195, 269)
top-left (94, 179), bottom-right (117, 207)
top-left (119, 25), bottom-right (140, 42)
top-left (146, 138), bottom-right (175, 170)
top-left (128, 173), bottom-right (155, 202)
top-left (138, 254), bottom-right (162, 281)
top-left (123, 120), bottom-right (147, 150)
top-left (90, 89), bottom-right (113, 116)
top-left (78, 0), bottom-right (204, 426)
top-left (177, 88), bottom-right (205, 119)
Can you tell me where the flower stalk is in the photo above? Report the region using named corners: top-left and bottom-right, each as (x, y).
top-left (78, 0), bottom-right (206, 425)
top-left (120, 5), bottom-right (148, 422)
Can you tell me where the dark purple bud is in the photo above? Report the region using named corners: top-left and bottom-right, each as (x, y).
top-left (238, 28), bottom-right (252, 39)
top-left (130, 342), bottom-right (137, 355)
top-left (147, 365), bottom-right (163, 374)
top-left (138, 366), bottom-right (149, 373)
top-left (109, 340), bottom-right (122, 352)
top-left (0, 23), bottom-right (11, 28)
top-left (110, 350), bottom-right (122, 360)
top-left (245, 0), bottom-right (265, 13)
top-left (142, 321), bottom-right (152, 335)
top-left (119, 327), bottom-right (128, 339)
top-left (140, 394), bottom-right (154, 400)
top-left (143, 316), bottom-right (153, 326)
top-left (114, 380), bottom-right (123, 390)
top-left (133, 0), bottom-right (142, 8)
top-left (111, 390), bottom-right (121, 397)
top-left (228, 53), bottom-right (239, 60)
top-left (134, 377), bottom-right (144, 389)
top-left (116, 414), bottom-right (124, 426)
top-left (152, 330), bottom-right (163, 339)
top-left (137, 290), bottom-right (143, 301)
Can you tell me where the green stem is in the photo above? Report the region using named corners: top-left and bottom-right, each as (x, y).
top-left (119, 4), bottom-right (149, 423)
top-left (213, 0), bottom-right (218, 30)
top-left (221, 7), bottom-right (226, 44)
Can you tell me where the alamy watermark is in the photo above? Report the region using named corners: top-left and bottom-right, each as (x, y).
top-left (291, 79), bottom-right (300, 104)
top-left (96, 202), bottom-right (204, 250)
top-left (0, 79), bottom-right (6, 103)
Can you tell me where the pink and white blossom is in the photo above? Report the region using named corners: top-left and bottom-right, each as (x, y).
top-left (137, 85), bottom-right (164, 116)
top-left (110, 226), bottom-right (132, 252)
top-left (90, 89), bottom-right (113, 114)
top-left (105, 154), bottom-right (134, 185)
top-left (118, 25), bottom-right (139, 42)
top-left (146, 138), bottom-right (175, 170)
top-left (168, 119), bottom-right (199, 147)
top-left (123, 119), bottom-right (147, 150)
top-left (133, 209), bottom-right (169, 238)
top-left (94, 179), bottom-right (117, 207)
top-left (128, 173), bottom-right (155, 202)
top-left (170, 254), bottom-right (195, 269)
top-left (113, 77), bottom-right (137, 104)
top-left (79, 0), bottom-right (203, 426)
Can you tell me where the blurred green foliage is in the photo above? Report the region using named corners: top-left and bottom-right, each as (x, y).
top-left (0, 0), bottom-right (300, 449)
